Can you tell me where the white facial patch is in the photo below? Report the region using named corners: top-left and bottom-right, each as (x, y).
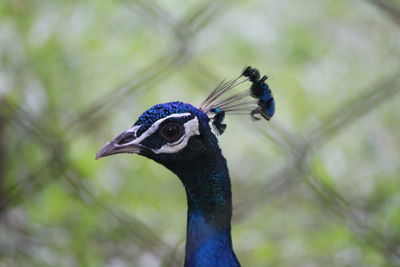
top-left (153, 116), bottom-right (200, 154)
top-left (120, 113), bottom-right (200, 154)
top-left (121, 125), bottom-right (141, 138)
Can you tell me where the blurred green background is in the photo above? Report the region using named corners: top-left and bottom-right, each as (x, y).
top-left (1, 0), bottom-right (400, 266)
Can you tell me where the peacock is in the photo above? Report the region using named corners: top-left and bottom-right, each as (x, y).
top-left (96, 66), bottom-right (275, 266)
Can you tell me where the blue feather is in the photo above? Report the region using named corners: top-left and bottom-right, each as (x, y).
top-left (97, 67), bottom-right (276, 266)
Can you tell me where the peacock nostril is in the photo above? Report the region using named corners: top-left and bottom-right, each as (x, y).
top-left (118, 134), bottom-right (136, 144)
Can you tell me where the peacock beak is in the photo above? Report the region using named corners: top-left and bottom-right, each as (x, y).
top-left (96, 129), bottom-right (143, 160)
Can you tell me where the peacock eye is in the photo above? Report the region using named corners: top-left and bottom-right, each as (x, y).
top-left (160, 122), bottom-right (184, 142)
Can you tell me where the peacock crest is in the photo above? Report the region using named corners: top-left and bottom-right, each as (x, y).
top-left (200, 66), bottom-right (275, 135)
top-left (96, 66), bottom-right (276, 267)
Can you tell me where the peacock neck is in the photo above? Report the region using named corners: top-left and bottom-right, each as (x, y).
top-left (166, 145), bottom-right (240, 267)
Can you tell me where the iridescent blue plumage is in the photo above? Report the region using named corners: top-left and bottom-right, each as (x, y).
top-left (133, 102), bottom-right (240, 266)
top-left (243, 66), bottom-right (275, 120)
top-left (199, 66), bottom-right (275, 127)
top-left (134, 101), bottom-right (207, 136)
top-left (210, 108), bottom-right (227, 135)
top-left (97, 66), bottom-right (275, 267)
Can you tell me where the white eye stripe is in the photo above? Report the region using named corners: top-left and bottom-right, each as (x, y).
top-left (121, 113), bottom-right (193, 147)
top-left (126, 125), bottom-right (141, 135)
top-left (153, 116), bottom-right (200, 154)
top-left (137, 113), bottom-right (193, 143)
top-left (119, 125), bottom-right (141, 139)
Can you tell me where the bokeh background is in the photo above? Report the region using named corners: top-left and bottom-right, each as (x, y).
top-left (1, 0), bottom-right (400, 266)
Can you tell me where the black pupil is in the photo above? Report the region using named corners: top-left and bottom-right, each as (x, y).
top-left (161, 123), bottom-right (181, 141)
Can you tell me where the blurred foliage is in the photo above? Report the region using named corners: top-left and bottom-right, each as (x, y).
top-left (1, 0), bottom-right (400, 266)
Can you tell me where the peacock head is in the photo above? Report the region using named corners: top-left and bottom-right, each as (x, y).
top-left (96, 101), bottom-right (218, 167)
top-left (96, 66), bottom-right (275, 169)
